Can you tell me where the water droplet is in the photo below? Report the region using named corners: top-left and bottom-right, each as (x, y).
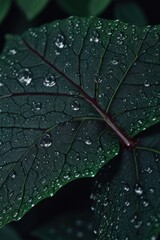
top-left (143, 199), bottom-right (149, 207)
top-left (10, 171), bottom-right (16, 179)
top-left (43, 74), bottom-right (56, 87)
top-left (134, 183), bottom-right (143, 196)
top-left (111, 57), bottom-right (119, 65)
top-left (144, 80), bottom-right (150, 87)
top-left (18, 68), bottom-right (32, 85)
top-left (71, 100), bottom-right (80, 111)
top-left (40, 133), bottom-right (52, 148)
top-left (55, 34), bottom-right (65, 48)
top-left (124, 184), bottom-right (130, 192)
top-left (90, 31), bottom-right (100, 43)
top-left (85, 136), bottom-right (92, 145)
top-left (32, 102), bottom-right (42, 111)
top-left (94, 73), bottom-right (102, 83)
top-left (124, 200), bottom-right (130, 206)
top-left (9, 49), bottom-right (17, 55)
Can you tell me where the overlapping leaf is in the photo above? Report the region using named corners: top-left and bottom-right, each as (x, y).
top-left (32, 211), bottom-right (94, 240)
top-left (93, 127), bottom-right (160, 239)
top-left (0, 17), bottom-right (159, 227)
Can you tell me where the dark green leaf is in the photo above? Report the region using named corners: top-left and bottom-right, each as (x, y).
top-left (0, 226), bottom-right (22, 240)
top-left (0, 17), bottom-right (159, 228)
top-left (32, 211), bottom-right (94, 240)
top-left (56, 0), bottom-right (112, 16)
top-left (114, 2), bottom-right (148, 26)
top-left (15, 0), bottom-right (50, 20)
top-left (93, 128), bottom-right (160, 239)
top-left (0, 0), bottom-right (11, 24)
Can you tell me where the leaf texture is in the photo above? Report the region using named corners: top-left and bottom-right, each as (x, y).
top-left (0, 17), bottom-right (159, 227)
top-left (93, 127), bottom-right (160, 239)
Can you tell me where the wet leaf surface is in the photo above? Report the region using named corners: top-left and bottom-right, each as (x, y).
top-left (0, 17), bottom-right (159, 227)
top-left (93, 127), bottom-right (160, 240)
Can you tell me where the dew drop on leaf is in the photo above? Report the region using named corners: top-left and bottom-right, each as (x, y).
top-left (94, 73), bottom-right (102, 83)
top-left (111, 57), bottom-right (119, 65)
top-left (71, 100), bottom-right (80, 111)
top-left (90, 31), bottom-right (100, 43)
top-left (18, 68), bottom-right (32, 85)
top-left (32, 102), bottom-right (42, 111)
top-left (134, 183), bottom-right (143, 196)
top-left (40, 133), bottom-right (52, 148)
top-left (144, 80), bottom-right (150, 87)
top-left (55, 34), bottom-right (65, 49)
top-left (43, 74), bottom-right (56, 87)
top-left (85, 136), bottom-right (92, 145)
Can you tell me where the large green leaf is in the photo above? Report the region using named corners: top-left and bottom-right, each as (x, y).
top-left (32, 211), bottom-right (94, 240)
top-left (15, 0), bottom-right (49, 20)
top-left (0, 226), bottom-right (21, 240)
top-left (114, 1), bottom-right (148, 26)
top-left (0, 17), bottom-right (159, 227)
top-left (0, 0), bottom-right (12, 24)
top-left (93, 127), bottom-right (160, 239)
top-left (56, 0), bottom-right (112, 16)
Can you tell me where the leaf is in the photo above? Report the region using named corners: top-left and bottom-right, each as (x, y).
top-left (32, 211), bottom-right (94, 240)
top-left (0, 17), bottom-right (159, 228)
top-left (114, 1), bottom-right (148, 26)
top-left (56, 0), bottom-right (112, 16)
top-left (92, 127), bottom-right (160, 239)
top-left (0, 0), bottom-right (12, 24)
top-left (15, 0), bottom-right (50, 20)
top-left (0, 226), bottom-right (22, 240)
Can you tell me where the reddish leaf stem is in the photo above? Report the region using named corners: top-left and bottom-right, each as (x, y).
top-left (23, 39), bottom-right (137, 149)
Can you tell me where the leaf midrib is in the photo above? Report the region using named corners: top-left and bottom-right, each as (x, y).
top-left (22, 38), bottom-right (134, 147)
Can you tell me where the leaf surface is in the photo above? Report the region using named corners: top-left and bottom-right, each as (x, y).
top-left (56, 0), bottom-right (112, 16)
top-left (93, 127), bottom-right (160, 239)
top-left (15, 0), bottom-right (49, 20)
top-left (0, 17), bottom-right (159, 227)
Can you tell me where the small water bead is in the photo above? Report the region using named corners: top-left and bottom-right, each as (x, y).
top-left (32, 102), bottom-right (42, 111)
top-left (111, 57), bottom-right (119, 65)
top-left (94, 73), bottom-right (102, 83)
top-left (124, 184), bottom-right (130, 192)
top-left (43, 74), bottom-right (56, 87)
top-left (40, 133), bottom-right (52, 148)
top-left (85, 136), bottom-right (92, 145)
top-left (9, 49), bottom-right (17, 55)
top-left (144, 80), bottom-right (150, 87)
top-left (55, 34), bottom-right (65, 49)
top-left (71, 100), bottom-right (80, 111)
top-left (142, 199), bottom-right (149, 207)
top-left (18, 68), bottom-right (32, 85)
top-left (134, 183), bottom-right (143, 196)
top-left (90, 31), bottom-right (100, 43)
top-left (10, 171), bottom-right (16, 179)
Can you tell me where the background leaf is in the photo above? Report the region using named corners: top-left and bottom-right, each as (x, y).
top-left (0, 226), bottom-right (22, 240)
top-left (0, 0), bottom-right (11, 24)
top-left (114, 1), bottom-right (148, 26)
top-left (32, 211), bottom-right (94, 240)
top-left (92, 126), bottom-right (160, 239)
top-left (0, 17), bottom-right (159, 228)
top-left (56, 0), bottom-right (112, 16)
top-left (15, 0), bottom-right (50, 20)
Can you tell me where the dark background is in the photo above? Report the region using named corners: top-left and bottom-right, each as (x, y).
top-left (0, 0), bottom-right (160, 239)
